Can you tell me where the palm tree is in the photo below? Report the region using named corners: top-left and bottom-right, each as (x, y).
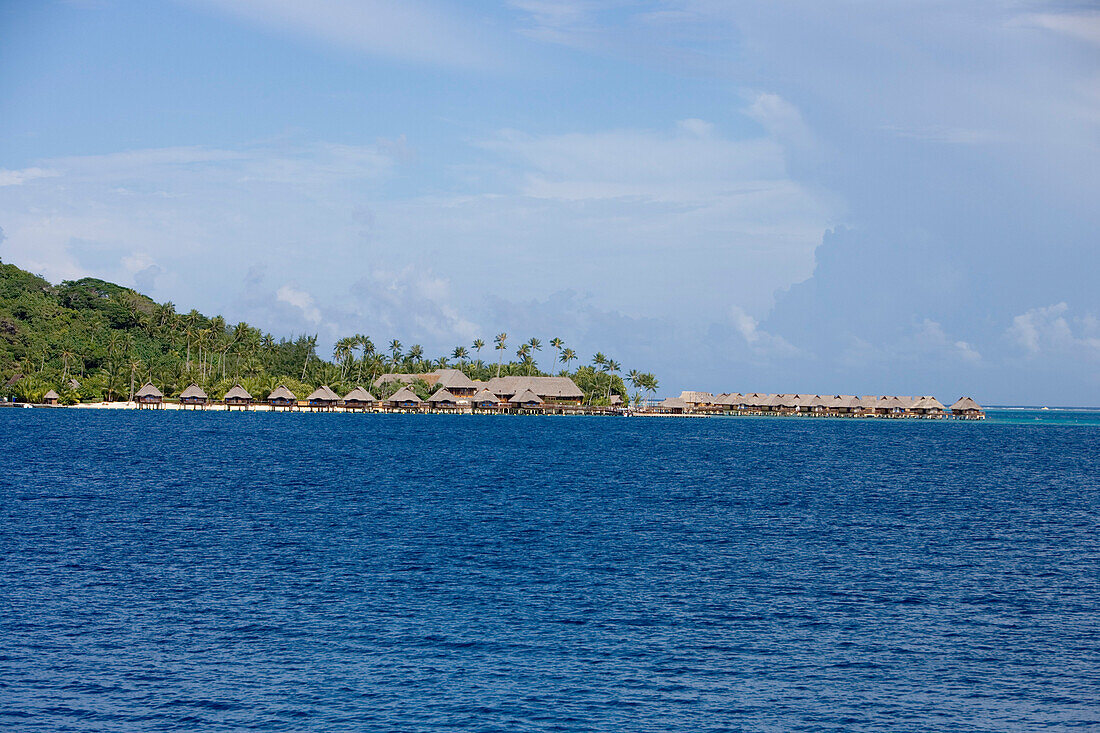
top-left (452, 346), bottom-right (468, 363)
top-left (409, 344), bottom-right (424, 368)
top-left (560, 348), bottom-right (576, 370)
top-left (472, 338), bottom-right (485, 360)
top-left (333, 337), bottom-right (353, 380)
top-left (604, 359), bottom-right (620, 402)
top-left (301, 335), bottom-right (317, 381)
top-left (527, 338), bottom-right (541, 373)
top-left (355, 334), bottom-right (373, 384)
top-left (494, 332), bottom-right (507, 378)
top-left (389, 339), bottom-right (402, 369)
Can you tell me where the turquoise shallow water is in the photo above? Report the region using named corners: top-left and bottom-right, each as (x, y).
top-left (1, 410), bottom-right (1098, 731)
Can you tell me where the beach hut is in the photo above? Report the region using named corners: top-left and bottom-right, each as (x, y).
top-left (910, 396), bottom-right (946, 418)
top-left (306, 385), bottom-right (340, 411)
top-left (42, 389), bottom-right (60, 406)
top-left (428, 388), bottom-right (461, 411)
top-left (342, 386), bottom-right (376, 411)
top-left (471, 388), bottom-right (500, 411)
top-left (386, 386), bottom-right (422, 411)
top-left (510, 388), bottom-right (544, 412)
top-left (485, 376), bottom-right (585, 405)
top-left (432, 369), bottom-right (479, 397)
top-left (950, 396), bottom-right (985, 419)
top-left (135, 383), bottom-right (163, 409)
top-left (223, 384), bottom-right (253, 410)
top-left (179, 384), bottom-right (209, 409)
top-left (267, 385), bottom-right (297, 411)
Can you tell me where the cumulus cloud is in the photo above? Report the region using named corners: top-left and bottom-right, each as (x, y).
top-left (1007, 302), bottom-right (1100, 357)
top-left (276, 285), bottom-right (323, 325)
top-left (728, 305), bottom-right (801, 358)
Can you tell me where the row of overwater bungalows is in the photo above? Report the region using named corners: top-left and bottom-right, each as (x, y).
top-left (122, 371), bottom-right (588, 414)
top-left (656, 392), bottom-right (984, 419)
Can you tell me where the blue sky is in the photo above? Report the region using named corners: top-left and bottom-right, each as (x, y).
top-left (1, 1), bottom-right (1098, 404)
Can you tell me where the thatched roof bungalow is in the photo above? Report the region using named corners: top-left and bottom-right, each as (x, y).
top-left (486, 376), bottom-right (584, 404)
top-left (386, 386), bottom-right (422, 411)
top-left (428, 388), bottom-right (461, 409)
top-left (223, 384), bottom-right (253, 409)
top-left (135, 383), bottom-right (163, 409)
top-left (306, 385), bottom-right (339, 411)
top-left (43, 389), bottom-right (60, 405)
top-left (911, 396), bottom-right (945, 417)
top-left (656, 396), bottom-right (687, 414)
top-left (509, 388), bottom-right (544, 410)
top-left (267, 385), bottom-right (296, 410)
top-left (950, 396), bottom-right (984, 419)
top-left (432, 369), bottom-right (478, 396)
top-left (179, 384), bottom-right (209, 409)
top-left (342, 387), bottom-right (376, 410)
top-left (471, 388), bottom-right (500, 410)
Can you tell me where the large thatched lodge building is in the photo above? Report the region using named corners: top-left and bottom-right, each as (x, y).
top-left (655, 392), bottom-right (984, 419)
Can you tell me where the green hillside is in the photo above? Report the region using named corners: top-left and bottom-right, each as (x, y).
top-left (0, 259), bottom-right (650, 404)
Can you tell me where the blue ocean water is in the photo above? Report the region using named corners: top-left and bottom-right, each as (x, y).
top-left (1, 410), bottom-right (1098, 731)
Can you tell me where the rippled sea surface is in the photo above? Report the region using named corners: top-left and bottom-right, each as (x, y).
top-left (2, 410), bottom-right (1098, 731)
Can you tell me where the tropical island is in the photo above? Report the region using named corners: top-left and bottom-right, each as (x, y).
top-left (0, 259), bottom-right (983, 418)
top-left (0, 258), bottom-right (655, 408)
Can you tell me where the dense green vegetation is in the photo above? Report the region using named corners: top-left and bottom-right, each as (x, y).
top-left (0, 259), bottom-right (659, 405)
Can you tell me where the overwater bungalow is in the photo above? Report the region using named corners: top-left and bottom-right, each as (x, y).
top-left (267, 385), bottom-right (296, 411)
top-left (656, 396), bottom-right (687, 414)
top-left (43, 389), bottom-right (60, 406)
top-left (342, 387), bottom-right (376, 411)
top-left (471, 388), bottom-right (500, 411)
top-left (510, 388), bottom-right (544, 412)
top-left (223, 384), bottom-right (253, 410)
top-left (829, 395), bottom-right (862, 416)
top-left (432, 369), bottom-right (478, 397)
top-left (179, 384), bottom-right (209, 409)
top-left (428, 388), bottom-right (461, 411)
top-left (910, 396), bottom-right (946, 417)
top-left (386, 386), bottom-right (422, 411)
top-left (306, 385), bottom-right (340, 411)
top-left (135, 383), bottom-right (164, 409)
top-left (950, 396), bottom-right (985, 419)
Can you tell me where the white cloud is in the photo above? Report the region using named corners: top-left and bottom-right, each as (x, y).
top-left (0, 167), bottom-right (59, 186)
top-left (1007, 302), bottom-right (1100, 357)
top-left (729, 305), bottom-right (800, 358)
top-left (276, 285), bottom-right (322, 325)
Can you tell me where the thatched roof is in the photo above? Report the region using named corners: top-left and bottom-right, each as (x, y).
top-left (268, 385), bottom-right (296, 401)
top-left (387, 386), bottom-right (421, 403)
top-left (472, 388), bottom-right (499, 404)
top-left (307, 385), bottom-right (340, 402)
top-left (486, 376), bottom-right (583, 399)
top-left (658, 396), bottom-right (687, 409)
top-left (135, 383), bottom-right (163, 398)
top-left (180, 384), bottom-right (208, 400)
top-left (833, 395), bottom-right (861, 409)
top-left (428, 388), bottom-right (459, 403)
top-left (680, 391), bottom-right (714, 404)
top-left (224, 384), bottom-right (252, 400)
top-left (950, 396), bottom-right (982, 411)
top-left (433, 369), bottom-right (477, 390)
top-left (859, 395), bottom-right (880, 408)
top-left (342, 386), bottom-right (375, 402)
top-left (43, 389), bottom-right (59, 400)
top-left (510, 388), bottom-right (543, 404)
top-left (912, 396), bottom-right (945, 410)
